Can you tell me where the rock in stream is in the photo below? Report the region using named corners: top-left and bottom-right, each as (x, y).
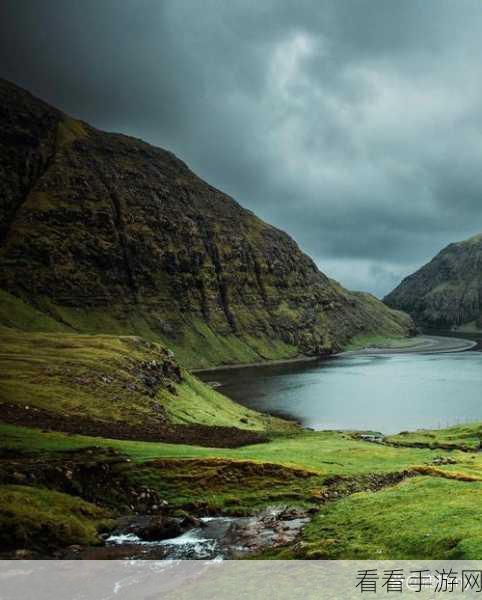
top-left (104, 506), bottom-right (311, 560)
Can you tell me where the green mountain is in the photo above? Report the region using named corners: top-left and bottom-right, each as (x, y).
top-left (384, 233), bottom-right (482, 329)
top-left (0, 79), bottom-right (413, 367)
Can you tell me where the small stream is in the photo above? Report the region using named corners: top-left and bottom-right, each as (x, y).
top-left (105, 507), bottom-right (311, 560)
top-left (107, 517), bottom-right (239, 559)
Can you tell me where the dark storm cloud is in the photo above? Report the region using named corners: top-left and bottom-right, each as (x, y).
top-left (2, 0), bottom-right (482, 296)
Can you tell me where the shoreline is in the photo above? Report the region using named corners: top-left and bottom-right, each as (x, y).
top-left (192, 354), bottom-right (321, 374)
top-left (192, 334), bottom-right (478, 374)
top-left (338, 335), bottom-right (477, 357)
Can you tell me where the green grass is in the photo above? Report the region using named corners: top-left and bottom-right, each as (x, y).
top-left (0, 484), bottom-right (112, 552)
top-left (0, 424), bottom-right (447, 475)
top-left (56, 116), bottom-right (88, 147)
top-left (15, 301), bottom-right (302, 369)
top-left (7, 421), bottom-right (482, 481)
top-left (168, 371), bottom-right (291, 430)
top-left (386, 422), bottom-right (482, 451)
top-left (6, 423), bottom-right (482, 558)
top-left (0, 288), bottom-right (412, 369)
top-left (155, 317), bottom-right (299, 369)
top-left (344, 334), bottom-right (420, 351)
top-left (0, 330), bottom-right (289, 431)
top-left (131, 458), bottom-right (322, 515)
top-left (274, 477), bottom-right (482, 559)
top-left (0, 289), bottom-right (68, 333)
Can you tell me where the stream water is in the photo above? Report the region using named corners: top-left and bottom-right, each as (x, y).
top-left (107, 517), bottom-right (237, 559)
top-left (106, 508), bottom-right (310, 560)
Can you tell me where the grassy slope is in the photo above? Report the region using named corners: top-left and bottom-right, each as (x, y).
top-left (34, 301), bottom-right (302, 369)
top-left (0, 330), bottom-right (291, 431)
top-left (0, 289), bottom-right (68, 333)
top-left (0, 485), bottom-right (112, 552)
top-left (0, 288), bottom-right (299, 369)
top-left (43, 293), bottom-right (413, 369)
top-left (271, 477), bottom-right (482, 559)
top-left (0, 286), bottom-right (413, 369)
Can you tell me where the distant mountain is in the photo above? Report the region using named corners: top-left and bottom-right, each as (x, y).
top-left (385, 233), bottom-right (482, 329)
top-left (0, 79), bottom-right (414, 367)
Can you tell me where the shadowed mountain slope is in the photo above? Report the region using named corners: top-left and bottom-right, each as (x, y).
top-left (0, 79), bottom-right (413, 367)
top-left (385, 233), bottom-right (482, 329)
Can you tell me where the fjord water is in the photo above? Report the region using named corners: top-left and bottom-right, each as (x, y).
top-left (200, 334), bottom-right (482, 434)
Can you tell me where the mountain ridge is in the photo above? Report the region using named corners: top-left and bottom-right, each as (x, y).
top-left (384, 232), bottom-right (482, 329)
top-left (0, 78), bottom-right (414, 367)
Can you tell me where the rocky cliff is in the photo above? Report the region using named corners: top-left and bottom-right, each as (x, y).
top-left (384, 233), bottom-right (482, 329)
top-left (0, 79), bottom-right (414, 367)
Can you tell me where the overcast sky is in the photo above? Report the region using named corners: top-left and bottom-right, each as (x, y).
top-left (2, 1), bottom-right (482, 296)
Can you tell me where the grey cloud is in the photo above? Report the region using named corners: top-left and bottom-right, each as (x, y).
top-left (2, 0), bottom-right (482, 297)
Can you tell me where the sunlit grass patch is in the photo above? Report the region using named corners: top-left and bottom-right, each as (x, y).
top-left (267, 477), bottom-right (482, 559)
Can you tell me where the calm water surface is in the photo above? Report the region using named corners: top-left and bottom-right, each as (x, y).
top-left (199, 333), bottom-right (482, 434)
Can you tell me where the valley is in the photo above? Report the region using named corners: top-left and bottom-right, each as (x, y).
top-left (1, 78), bottom-right (481, 562)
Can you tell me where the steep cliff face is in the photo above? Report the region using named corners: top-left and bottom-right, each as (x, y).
top-left (0, 79), bottom-right (414, 367)
top-left (384, 233), bottom-right (482, 329)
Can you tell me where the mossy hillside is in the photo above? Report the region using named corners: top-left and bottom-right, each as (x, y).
top-left (16, 288), bottom-right (413, 370)
top-left (269, 477), bottom-right (482, 559)
top-left (0, 289), bottom-right (68, 333)
top-left (1, 292), bottom-right (411, 369)
top-left (56, 116), bottom-right (88, 148)
top-left (160, 317), bottom-right (300, 369)
top-left (0, 286), bottom-right (302, 370)
top-left (385, 231), bottom-right (482, 328)
top-left (0, 79), bottom-right (414, 369)
top-left (0, 331), bottom-right (289, 431)
top-left (0, 485), bottom-right (112, 552)
top-left (170, 370), bottom-right (292, 430)
top-left (5, 298), bottom-right (302, 369)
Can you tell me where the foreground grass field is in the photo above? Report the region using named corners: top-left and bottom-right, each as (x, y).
top-left (4, 422), bottom-right (482, 558)
top-left (0, 423), bottom-right (444, 474)
top-left (272, 477), bottom-right (482, 559)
